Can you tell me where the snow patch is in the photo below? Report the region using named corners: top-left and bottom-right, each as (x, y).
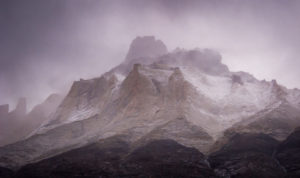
top-left (115, 73), bottom-right (125, 82)
top-left (67, 107), bottom-right (97, 123)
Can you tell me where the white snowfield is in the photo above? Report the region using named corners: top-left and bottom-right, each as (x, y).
top-left (181, 66), bottom-right (289, 132)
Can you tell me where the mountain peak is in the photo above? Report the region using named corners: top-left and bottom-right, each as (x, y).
top-left (125, 36), bottom-right (168, 62)
top-left (14, 97), bottom-right (27, 116)
top-left (0, 104), bottom-right (9, 118)
top-left (1, 37), bottom-right (300, 174)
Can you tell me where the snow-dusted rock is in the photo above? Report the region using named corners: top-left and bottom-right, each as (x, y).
top-left (1, 36), bottom-right (300, 169)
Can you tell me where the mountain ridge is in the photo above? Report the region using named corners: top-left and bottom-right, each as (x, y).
top-left (2, 127), bottom-right (300, 177)
top-left (0, 36), bottom-right (300, 174)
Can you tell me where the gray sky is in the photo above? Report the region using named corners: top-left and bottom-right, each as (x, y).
top-left (1, 0), bottom-right (300, 110)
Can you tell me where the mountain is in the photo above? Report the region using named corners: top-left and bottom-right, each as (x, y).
top-left (2, 128), bottom-right (300, 177)
top-left (0, 98), bottom-right (28, 147)
top-left (0, 36), bottom-right (300, 177)
top-left (0, 94), bottom-right (63, 147)
top-left (209, 133), bottom-right (285, 177)
top-left (14, 138), bottom-right (215, 178)
top-left (125, 36), bottom-right (168, 62)
top-left (276, 127), bottom-right (300, 177)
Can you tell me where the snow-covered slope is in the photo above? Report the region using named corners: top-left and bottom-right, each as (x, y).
top-left (0, 36), bottom-right (300, 169)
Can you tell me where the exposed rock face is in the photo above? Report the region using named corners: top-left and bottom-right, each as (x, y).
top-left (0, 36), bottom-right (300, 175)
top-left (231, 74), bottom-right (243, 85)
top-left (41, 76), bottom-right (117, 128)
top-left (0, 94), bottom-right (63, 147)
top-left (113, 36), bottom-right (168, 75)
top-left (125, 36), bottom-right (167, 62)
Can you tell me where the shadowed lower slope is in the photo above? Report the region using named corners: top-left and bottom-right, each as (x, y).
top-left (14, 138), bottom-right (215, 178)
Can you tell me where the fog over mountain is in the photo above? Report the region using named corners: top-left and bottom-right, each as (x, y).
top-left (0, 34), bottom-right (300, 177)
top-left (1, 0), bottom-right (300, 110)
top-left (1, 2), bottom-right (300, 177)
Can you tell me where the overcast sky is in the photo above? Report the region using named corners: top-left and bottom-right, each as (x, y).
top-left (1, 0), bottom-right (300, 110)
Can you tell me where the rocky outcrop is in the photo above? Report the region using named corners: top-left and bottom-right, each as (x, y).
top-left (125, 36), bottom-right (167, 62)
top-left (13, 98), bottom-right (26, 117)
top-left (112, 36), bottom-right (168, 75)
top-left (0, 104), bottom-right (9, 117)
top-left (42, 75), bottom-right (118, 128)
top-left (0, 94), bottom-right (62, 147)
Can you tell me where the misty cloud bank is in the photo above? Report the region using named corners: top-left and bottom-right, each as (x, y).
top-left (1, 0), bottom-right (300, 110)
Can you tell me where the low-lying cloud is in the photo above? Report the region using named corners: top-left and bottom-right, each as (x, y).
top-left (1, 0), bottom-right (300, 110)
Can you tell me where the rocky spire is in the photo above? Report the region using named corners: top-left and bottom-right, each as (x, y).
top-left (0, 104), bottom-right (9, 117)
top-left (14, 97), bottom-right (27, 116)
top-left (125, 36), bottom-right (168, 62)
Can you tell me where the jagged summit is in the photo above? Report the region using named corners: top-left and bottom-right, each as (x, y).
top-left (125, 36), bottom-right (168, 62)
top-left (114, 36), bottom-right (229, 77)
top-left (0, 36), bottom-right (300, 170)
top-left (112, 36), bottom-right (168, 74)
